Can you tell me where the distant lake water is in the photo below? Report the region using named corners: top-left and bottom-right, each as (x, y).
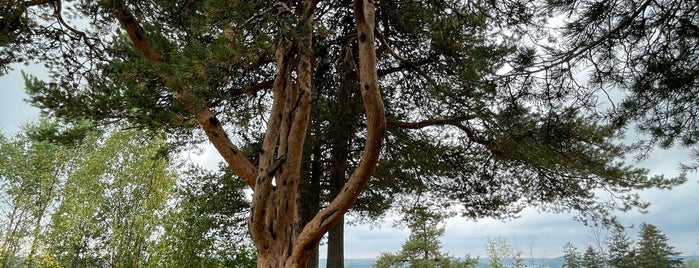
top-left (319, 259), bottom-right (373, 268)
top-left (319, 257), bottom-right (561, 268)
top-left (319, 256), bottom-right (697, 268)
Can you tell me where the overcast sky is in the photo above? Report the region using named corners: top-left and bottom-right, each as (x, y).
top-left (1, 64), bottom-right (697, 260)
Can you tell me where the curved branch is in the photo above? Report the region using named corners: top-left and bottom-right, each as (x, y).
top-left (53, 1), bottom-right (86, 41)
top-left (184, 99), bottom-right (258, 188)
top-left (293, 0), bottom-right (386, 263)
top-left (107, 0), bottom-right (258, 187)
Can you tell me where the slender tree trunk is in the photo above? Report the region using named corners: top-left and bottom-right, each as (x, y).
top-left (327, 216), bottom-right (345, 267)
top-left (26, 214), bottom-right (44, 267)
top-left (1, 207), bottom-right (21, 268)
top-left (326, 48), bottom-right (358, 267)
top-left (299, 122), bottom-right (321, 268)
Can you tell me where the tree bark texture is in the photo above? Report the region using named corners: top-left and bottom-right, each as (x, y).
top-left (110, 0), bottom-right (384, 266)
top-left (327, 216), bottom-right (345, 268)
top-left (250, 23), bottom-right (314, 266)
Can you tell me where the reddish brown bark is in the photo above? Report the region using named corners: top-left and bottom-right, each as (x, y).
top-left (110, 0), bottom-right (385, 267)
top-left (110, 0), bottom-right (161, 62)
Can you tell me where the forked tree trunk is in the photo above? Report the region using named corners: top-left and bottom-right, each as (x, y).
top-left (251, 1), bottom-right (383, 266)
top-left (111, 0), bottom-right (384, 267)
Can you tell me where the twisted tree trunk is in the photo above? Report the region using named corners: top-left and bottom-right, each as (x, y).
top-left (110, 0), bottom-right (383, 266)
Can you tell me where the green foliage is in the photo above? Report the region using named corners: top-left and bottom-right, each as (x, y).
top-left (373, 205), bottom-right (477, 268)
top-left (568, 223), bottom-right (684, 268)
top-left (0, 119), bottom-right (75, 267)
top-left (685, 259), bottom-right (699, 268)
top-left (11, 0), bottom-right (687, 229)
top-left (4, 0), bottom-right (698, 264)
top-left (607, 227), bottom-right (636, 268)
top-left (549, 0), bottom-right (699, 169)
top-left (0, 119), bottom-right (256, 267)
top-left (562, 242), bottom-right (581, 268)
top-left (41, 128), bottom-right (176, 267)
top-left (635, 223), bottom-right (682, 268)
top-left (148, 164), bottom-right (254, 267)
top-left (485, 237), bottom-right (525, 268)
top-left (581, 246), bottom-right (604, 268)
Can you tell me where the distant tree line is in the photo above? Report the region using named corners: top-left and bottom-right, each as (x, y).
top-left (372, 210), bottom-right (694, 268)
top-left (373, 200), bottom-right (525, 268)
top-left (563, 223), bottom-right (686, 268)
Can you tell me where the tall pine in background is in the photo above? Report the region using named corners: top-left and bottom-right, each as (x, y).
top-left (635, 223), bottom-right (682, 268)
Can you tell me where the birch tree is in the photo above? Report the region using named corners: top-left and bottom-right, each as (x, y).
top-left (0, 120), bottom-right (76, 267)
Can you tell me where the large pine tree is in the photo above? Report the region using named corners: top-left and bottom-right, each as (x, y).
top-left (2, 0), bottom-right (696, 266)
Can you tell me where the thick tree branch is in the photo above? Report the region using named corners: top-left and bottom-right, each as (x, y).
top-left (250, 42), bottom-right (292, 249)
top-left (187, 102), bottom-right (258, 188)
top-left (245, 79), bottom-right (275, 94)
top-left (109, 0), bottom-right (161, 62)
top-left (107, 0), bottom-right (258, 187)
